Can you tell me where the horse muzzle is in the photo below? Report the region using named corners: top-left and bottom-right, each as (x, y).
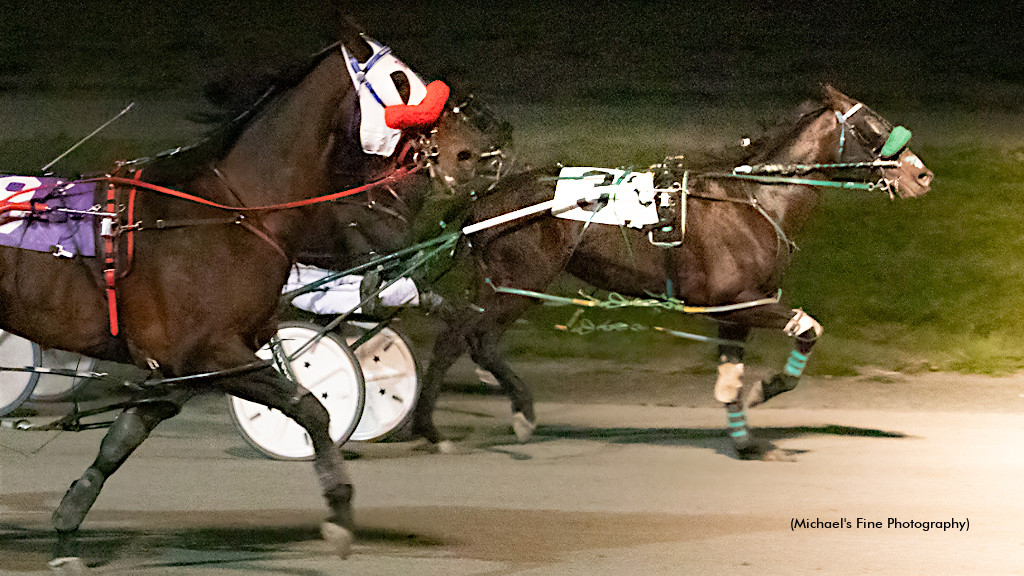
top-left (885, 148), bottom-right (933, 198)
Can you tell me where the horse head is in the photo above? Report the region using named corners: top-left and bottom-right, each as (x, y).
top-left (327, 17), bottom-right (512, 199)
top-left (419, 94), bottom-right (514, 195)
top-left (819, 85), bottom-right (933, 199)
top-left (220, 21), bottom-right (512, 268)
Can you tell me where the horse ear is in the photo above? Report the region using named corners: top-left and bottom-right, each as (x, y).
top-left (820, 84), bottom-right (850, 106)
top-left (335, 13), bottom-right (373, 62)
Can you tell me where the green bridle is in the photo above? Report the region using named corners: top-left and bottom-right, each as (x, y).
top-left (722, 103), bottom-right (913, 194)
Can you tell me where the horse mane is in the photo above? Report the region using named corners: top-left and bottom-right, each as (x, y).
top-left (686, 93), bottom-right (828, 172)
top-left (135, 43), bottom-right (343, 182)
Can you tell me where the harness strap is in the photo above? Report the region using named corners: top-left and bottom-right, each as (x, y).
top-left (235, 215), bottom-right (289, 263)
top-left (76, 164), bottom-right (419, 212)
top-left (487, 281), bottom-right (783, 314)
top-left (102, 181), bottom-right (119, 336)
top-left (834, 102), bottom-right (863, 160)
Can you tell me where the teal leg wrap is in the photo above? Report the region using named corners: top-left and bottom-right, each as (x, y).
top-left (784, 350), bottom-right (809, 377)
top-left (727, 410), bottom-right (748, 438)
top-left (725, 401), bottom-right (752, 453)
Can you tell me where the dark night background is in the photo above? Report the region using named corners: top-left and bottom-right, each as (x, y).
top-left (0, 1), bottom-right (1021, 111)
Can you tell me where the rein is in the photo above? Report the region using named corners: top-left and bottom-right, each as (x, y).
top-left (87, 164), bottom-right (422, 213)
top-left (707, 158), bottom-right (901, 194)
top-left (1, 163), bottom-right (424, 223)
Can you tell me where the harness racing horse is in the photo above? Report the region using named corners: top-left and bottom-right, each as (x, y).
top-left (411, 85), bottom-right (934, 458)
top-left (0, 22), bottom-right (499, 561)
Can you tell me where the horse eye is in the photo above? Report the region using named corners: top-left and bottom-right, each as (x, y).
top-left (456, 150), bottom-right (474, 162)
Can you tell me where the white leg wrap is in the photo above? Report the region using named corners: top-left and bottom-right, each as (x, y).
top-left (715, 359), bottom-right (744, 404)
top-left (784, 308), bottom-right (823, 339)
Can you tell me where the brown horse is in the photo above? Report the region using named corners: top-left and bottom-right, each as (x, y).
top-left (0, 19), bottom-right (501, 561)
top-left (411, 86), bottom-right (934, 458)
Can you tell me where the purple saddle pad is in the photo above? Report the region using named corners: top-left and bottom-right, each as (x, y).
top-left (0, 175), bottom-right (97, 257)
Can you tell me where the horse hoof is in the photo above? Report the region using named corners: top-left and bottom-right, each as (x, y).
top-left (736, 443), bottom-right (762, 460)
top-left (52, 468), bottom-right (104, 533)
top-left (736, 439), bottom-right (765, 460)
top-left (747, 374), bottom-right (798, 408)
top-left (48, 556), bottom-right (89, 574)
top-left (320, 521), bottom-right (354, 559)
top-left (411, 438), bottom-right (457, 454)
top-left (734, 436), bottom-right (777, 461)
top-left (512, 412), bottom-right (536, 443)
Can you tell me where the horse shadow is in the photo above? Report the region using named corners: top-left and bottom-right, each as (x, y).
top-left (0, 520), bottom-right (444, 573)
top-left (473, 422), bottom-right (910, 461)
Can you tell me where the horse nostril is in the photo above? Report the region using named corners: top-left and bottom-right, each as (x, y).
top-left (918, 171), bottom-right (933, 185)
top-left (456, 150), bottom-right (473, 162)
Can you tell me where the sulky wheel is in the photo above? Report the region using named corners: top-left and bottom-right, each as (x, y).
top-left (0, 330), bottom-right (39, 417)
top-left (344, 322), bottom-right (419, 442)
top-left (228, 321), bottom-right (366, 461)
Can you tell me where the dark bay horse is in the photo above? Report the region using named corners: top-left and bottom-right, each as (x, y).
top-left (412, 86), bottom-right (934, 458)
top-left (0, 21), bottom-right (500, 560)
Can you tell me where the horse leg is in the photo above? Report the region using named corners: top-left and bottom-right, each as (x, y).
top-left (713, 323), bottom-right (758, 458)
top-left (747, 308), bottom-right (823, 407)
top-left (223, 365), bottom-right (355, 558)
top-left (52, 395), bottom-right (186, 533)
top-left (467, 326), bottom-right (536, 442)
top-left (411, 316), bottom-right (472, 445)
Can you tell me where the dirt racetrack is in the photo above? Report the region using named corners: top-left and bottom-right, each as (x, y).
top-left (1, 356), bottom-right (1021, 575)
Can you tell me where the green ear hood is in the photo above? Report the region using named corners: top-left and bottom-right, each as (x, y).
top-left (881, 126), bottom-right (912, 157)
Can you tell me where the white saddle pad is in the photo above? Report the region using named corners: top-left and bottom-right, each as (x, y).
top-left (552, 167), bottom-right (659, 228)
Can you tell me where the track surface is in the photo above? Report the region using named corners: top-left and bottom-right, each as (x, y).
top-left (1, 360), bottom-right (1021, 575)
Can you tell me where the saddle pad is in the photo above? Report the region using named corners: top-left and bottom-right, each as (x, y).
top-left (341, 37), bottom-right (429, 157)
top-left (552, 167), bottom-right (659, 228)
top-left (0, 175), bottom-right (96, 257)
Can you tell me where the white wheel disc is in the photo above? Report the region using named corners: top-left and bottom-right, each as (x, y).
top-left (229, 322), bottom-right (365, 461)
top-left (0, 330), bottom-right (39, 416)
top-left (346, 323), bottom-right (419, 442)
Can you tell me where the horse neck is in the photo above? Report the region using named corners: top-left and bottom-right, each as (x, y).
top-left (750, 110), bottom-right (839, 235)
top-left (215, 51), bottom-right (352, 252)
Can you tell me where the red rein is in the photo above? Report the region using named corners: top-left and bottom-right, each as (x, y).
top-left (89, 163), bottom-right (422, 213)
top-left (0, 202), bottom-right (47, 217)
